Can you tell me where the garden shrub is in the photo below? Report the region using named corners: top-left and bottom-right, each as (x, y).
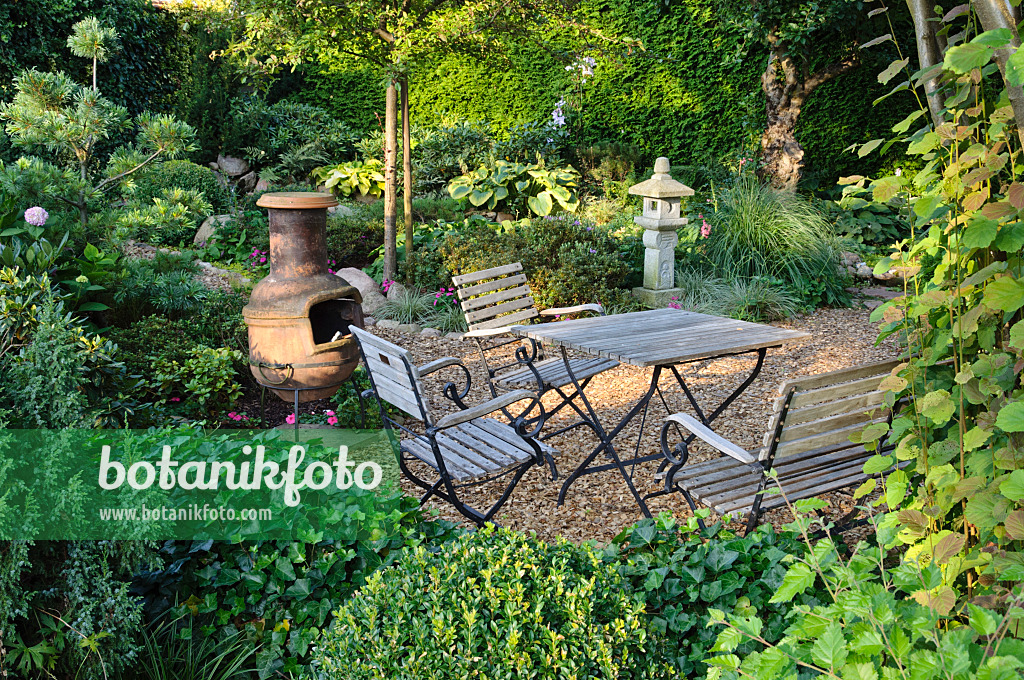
top-left (604, 514), bottom-right (829, 678)
top-left (151, 346), bottom-right (244, 418)
top-left (130, 159), bottom-right (232, 215)
top-left (140, 492), bottom-right (460, 679)
top-left (326, 211), bottom-right (386, 267)
top-left (440, 216), bottom-right (636, 309)
top-left (111, 257), bottom-right (209, 324)
top-left (220, 97), bottom-right (358, 172)
top-left (701, 176), bottom-right (848, 308)
top-left (706, 504), bottom-right (1024, 680)
top-left (313, 525), bottom-right (676, 679)
top-left (414, 120), bottom-right (495, 194)
top-left (116, 188), bottom-right (214, 246)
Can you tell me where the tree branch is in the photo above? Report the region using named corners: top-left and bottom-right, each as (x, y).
top-left (93, 149), bottom-right (163, 194)
top-left (804, 53), bottom-right (860, 95)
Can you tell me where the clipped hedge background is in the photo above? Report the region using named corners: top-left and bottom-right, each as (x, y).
top-left (292, 0), bottom-right (916, 182)
top-left (1, 0), bottom-right (916, 181)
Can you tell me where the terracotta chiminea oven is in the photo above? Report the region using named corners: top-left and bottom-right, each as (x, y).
top-left (243, 192), bottom-right (363, 403)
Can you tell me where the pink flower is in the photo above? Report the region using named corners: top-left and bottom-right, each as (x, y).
top-left (227, 411), bottom-right (237, 419)
top-left (327, 416), bottom-right (338, 426)
top-left (700, 219), bottom-right (712, 239)
top-left (259, 257), bottom-right (266, 263)
top-left (286, 413), bottom-right (296, 424)
top-left (24, 206), bottom-right (48, 226)
top-left (325, 410), bottom-right (335, 416)
top-left (170, 397), bottom-right (181, 402)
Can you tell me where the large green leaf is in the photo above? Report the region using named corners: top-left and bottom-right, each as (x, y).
top-left (878, 58), bottom-right (910, 84)
top-left (449, 184), bottom-right (471, 200)
top-left (962, 217), bottom-right (998, 248)
top-left (810, 623), bottom-right (848, 669)
top-left (527, 191), bottom-right (554, 216)
top-left (983, 277), bottom-right (1024, 313)
top-left (468, 189), bottom-right (493, 207)
top-left (997, 402), bottom-right (1024, 434)
top-left (919, 389), bottom-right (955, 424)
top-left (943, 42), bottom-right (994, 74)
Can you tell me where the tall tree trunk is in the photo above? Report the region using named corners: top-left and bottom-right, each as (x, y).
top-left (973, 0), bottom-right (1024, 151)
top-left (383, 80), bottom-right (398, 281)
top-left (758, 39), bottom-right (858, 191)
top-left (906, 0), bottom-right (947, 128)
top-left (401, 76), bottom-right (414, 282)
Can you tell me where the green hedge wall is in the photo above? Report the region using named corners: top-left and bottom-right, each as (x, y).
top-left (0, 0), bottom-right (186, 114)
top-left (293, 0), bottom-right (916, 183)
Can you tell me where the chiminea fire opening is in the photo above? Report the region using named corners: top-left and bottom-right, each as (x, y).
top-left (242, 192), bottom-right (364, 404)
top-left (309, 299), bottom-right (359, 346)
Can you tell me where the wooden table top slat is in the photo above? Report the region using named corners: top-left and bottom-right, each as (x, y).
top-left (512, 308), bottom-right (809, 367)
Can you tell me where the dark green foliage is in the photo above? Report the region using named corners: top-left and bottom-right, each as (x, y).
top-left (221, 97), bottom-right (358, 171)
top-left (604, 515), bottom-right (830, 678)
top-left (0, 0), bottom-right (188, 130)
top-left (112, 258), bottom-right (209, 324)
top-left (414, 121), bottom-right (495, 194)
top-left (140, 495), bottom-right (461, 679)
top-left (297, 0), bottom-right (915, 184)
top-left (326, 212), bottom-right (385, 267)
top-left (314, 525), bottom-right (676, 679)
top-left (131, 160), bottom-right (232, 215)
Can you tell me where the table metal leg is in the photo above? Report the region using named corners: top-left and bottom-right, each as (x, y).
top-left (555, 346), bottom-right (661, 517)
top-left (554, 346), bottom-right (770, 517)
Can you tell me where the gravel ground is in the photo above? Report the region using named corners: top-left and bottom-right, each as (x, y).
top-left (371, 307), bottom-right (902, 545)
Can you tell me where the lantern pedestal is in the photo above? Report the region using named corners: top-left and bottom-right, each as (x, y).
top-left (627, 157), bottom-right (694, 309)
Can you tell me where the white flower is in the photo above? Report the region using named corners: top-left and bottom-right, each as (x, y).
top-left (895, 168), bottom-right (902, 176)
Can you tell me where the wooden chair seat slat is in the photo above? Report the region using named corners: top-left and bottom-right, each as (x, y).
top-left (497, 357), bottom-right (618, 389)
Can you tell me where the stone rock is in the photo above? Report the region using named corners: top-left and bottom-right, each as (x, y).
top-left (336, 267), bottom-right (386, 315)
top-left (445, 332), bottom-right (465, 341)
top-left (873, 269), bottom-right (896, 282)
top-left (217, 154), bottom-right (249, 177)
top-left (386, 281), bottom-right (408, 301)
top-left (863, 299), bottom-right (884, 311)
top-left (420, 327), bottom-right (442, 338)
top-left (193, 214), bottom-right (233, 246)
top-left (846, 265), bottom-right (858, 276)
top-left (255, 177), bottom-right (271, 194)
top-left (208, 162), bottom-right (220, 172)
top-left (840, 251), bottom-right (861, 267)
top-left (855, 263), bottom-right (874, 280)
top-left (860, 286), bottom-right (903, 300)
top-left (236, 171), bottom-right (258, 194)
top-left (377, 319), bottom-right (400, 330)
top-left (328, 204), bottom-right (356, 217)
top-left (363, 316), bottom-right (376, 326)
top-left (397, 323), bottom-right (422, 334)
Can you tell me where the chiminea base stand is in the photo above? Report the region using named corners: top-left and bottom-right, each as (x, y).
top-left (253, 365), bottom-right (366, 435)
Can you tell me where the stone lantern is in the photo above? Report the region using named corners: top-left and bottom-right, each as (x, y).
top-left (628, 157), bottom-right (694, 308)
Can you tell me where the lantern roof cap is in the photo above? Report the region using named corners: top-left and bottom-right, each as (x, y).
top-left (628, 157), bottom-right (694, 199)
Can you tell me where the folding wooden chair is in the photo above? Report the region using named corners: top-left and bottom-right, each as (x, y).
top-left (657, 359), bottom-right (906, 534)
top-left (451, 262), bottom-right (618, 440)
top-left (351, 325), bottom-right (558, 526)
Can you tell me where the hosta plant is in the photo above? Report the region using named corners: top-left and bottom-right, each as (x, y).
top-left (312, 160), bottom-right (385, 199)
top-left (447, 159), bottom-right (581, 216)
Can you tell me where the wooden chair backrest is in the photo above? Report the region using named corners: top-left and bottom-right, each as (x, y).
top-left (452, 263), bottom-right (540, 331)
top-left (759, 359), bottom-right (903, 462)
top-left (350, 326), bottom-right (433, 426)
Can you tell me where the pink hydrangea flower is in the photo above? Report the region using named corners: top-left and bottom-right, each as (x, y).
top-left (24, 206), bottom-right (48, 226)
top-left (285, 413), bottom-right (296, 425)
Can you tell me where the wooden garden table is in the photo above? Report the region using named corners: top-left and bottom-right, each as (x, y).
top-left (511, 308), bottom-right (810, 517)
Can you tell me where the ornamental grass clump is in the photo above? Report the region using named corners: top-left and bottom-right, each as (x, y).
top-left (703, 176), bottom-right (846, 307)
top-left (313, 526), bottom-right (675, 679)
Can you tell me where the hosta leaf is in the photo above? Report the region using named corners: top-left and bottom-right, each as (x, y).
top-left (468, 189), bottom-right (493, 207)
top-left (449, 185), bottom-right (471, 200)
top-left (527, 191), bottom-right (554, 216)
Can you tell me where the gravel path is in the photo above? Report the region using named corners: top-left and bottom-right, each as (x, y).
top-left (372, 306), bottom-right (902, 545)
